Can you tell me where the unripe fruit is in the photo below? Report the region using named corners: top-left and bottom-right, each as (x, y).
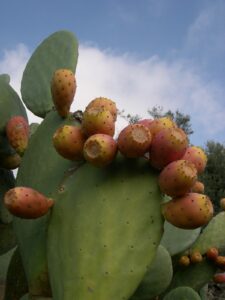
top-left (81, 107), bottom-right (115, 137)
top-left (83, 134), bottom-right (117, 167)
top-left (149, 127), bottom-right (189, 170)
top-left (86, 97), bottom-right (117, 121)
top-left (53, 125), bottom-right (86, 161)
top-left (206, 247), bottom-right (219, 261)
top-left (190, 251), bottom-right (203, 264)
top-left (158, 159), bottom-right (197, 197)
top-left (213, 273), bottom-right (225, 283)
top-left (182, 146), bottom-right (207, 174)
top-left (148, 117), bottom-right (176, 138)
top-left (4, 187), bottom-right (54, 219)
top-left (51, 69), bottom-right (76, 117)
top-left (6, 116), bottom-right (29, 156)
top-left (191, 181), bottom-right (205, 193)
top-left (179, 255), bottom-right (190, 267)
top-left (162, 193), bottom-right (214, 229)
top-left (118, 124), bottom-right (152, 158)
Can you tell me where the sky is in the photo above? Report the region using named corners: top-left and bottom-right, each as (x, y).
top-left (0, 0), bottom-right (225, 147)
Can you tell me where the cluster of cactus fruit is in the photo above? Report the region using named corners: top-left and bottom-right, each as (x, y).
top-left (1, 30), bottom-right (225, 300)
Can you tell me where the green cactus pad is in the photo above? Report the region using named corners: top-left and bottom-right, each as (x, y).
top-left (163, 286), bottom-right (201, 300)
top-left (29, 123), bottom-right (40, 137)
top-left (0, 247), bottom-right (16, 287)
top-left (130, 245), bottom-right (173, 300)
top-left (0, 80), bottom-right (27, 134)
top-left (15, 111), bottom-right (79, 296)
top-left (167, 260), bottom-right (216, 292)
top-left (0, 168), bottom-right (15, 224)
top-left (190, 212), bottom-right (225, 254)
top-left (0, 73), bottom-right (10, 84)
top-left (160, 221), bottom-right (201, 256)
top-left (47, 155), bottom-right (163, 300)
top-left (21, 31), bottom-right (78, 118)
top-left (0, 223), bottom-right (17, 255)
top-left (4, 247), bottom-right (28, 300)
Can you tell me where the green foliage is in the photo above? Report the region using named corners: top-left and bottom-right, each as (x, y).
top-left (200, 141), bottom-right (225, 212)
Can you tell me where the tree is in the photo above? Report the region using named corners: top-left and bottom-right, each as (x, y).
top-left (200, 141), bottom-right (225, 213)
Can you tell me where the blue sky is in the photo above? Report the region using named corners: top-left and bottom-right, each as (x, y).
top-left (0, 0), bottom-right (225, 146)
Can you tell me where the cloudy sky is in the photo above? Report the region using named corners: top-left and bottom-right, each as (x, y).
top-left (0, 0), bottom-right (225, 146)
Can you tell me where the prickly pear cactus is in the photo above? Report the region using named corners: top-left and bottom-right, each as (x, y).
top-left (47, 155), bottom-right (163, 299)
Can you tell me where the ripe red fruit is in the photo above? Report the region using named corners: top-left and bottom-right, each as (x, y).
top-left (213, 273), bottom-right (225, 283)
top-left (206, 247), bottom-right (219, 261)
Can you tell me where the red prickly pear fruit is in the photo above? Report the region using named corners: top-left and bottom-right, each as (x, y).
top-left (215, 256), bottom-right (225, 270)
top-left (6, 116), bottom-right (29, 156)
top-left (190, 251), bottom-right (203, 264)
top-left (81, 107), bottom-right (115, 137)
top-left (4, 187), bottom-right (54, 219)
top-left (86, 97), bottom-right (117, 121)
top-left (83, 134), bottom-right (117, 167)
top-left (206, 247), bottom-right (219, 261)
top-left (182, 146), bottom-right (207, 174)
top-left (179, 255), bottom-right (190, 267)
top-left (213, 273), bottom-right (225, 283)
top-left (191, 181), bottom-right (205, 193)
top-left (148, 117), bottom-right (176, 138)
top-left (117, 123), bottom-right (152, 158)
top-left (0, 153), bottom-right (21, 170)
top-left (136, 119), bottom-right (153, 131)
top-left (158, 159), bottom-right (197, 197)
top-left (53, 125), bottom-right (86, 161)
top-left (51, 69), bottom-right (76, 118)
top-left (220, 198), bottom-right (225, 211)
top-left (162, 193), bottom-right (214, 229)
top-left (149, 127), bottom-right (189, 170)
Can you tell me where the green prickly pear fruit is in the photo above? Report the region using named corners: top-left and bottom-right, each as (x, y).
top-left (86, 97), bottom-right (117, 121)
top-left (149, 127), bottom-right (189, 170)
top-left (190, 251), bottom-right (203, 264)
top-left (53, 125), bottom-right (86, 161)
top-left (158, 159), bottom-right (197, 197)
top-left (148, 117), bottom-right (176, 138)
top-left (83, 133), bottom-right (117, 167)
top-left (4, 187), bottom-right (54, 219)
top-left (6, 116), bottom-right (29, 156)
top-left (220, 198), bottom-right (225, 210)
top-left (51, 69), bottom-right (76, 118)
top-left (162, 193), bottom-right (214, 229)
top-left (81, 107), bottom-right (115, 137)
top-left (179, 255), bottom-right (190, 267)
top-left (118, 123), bottom-right (152, 158)
top-left (182, 146), bottom-right (207, 174)
top-left (213, 273), bottom-right (225, 283)
top-left (192, 180), bottom-right (205, 193)
top-left (0, 152), bottom-right (21, 169)
top-left (206, 247), bottom-right (219, 261)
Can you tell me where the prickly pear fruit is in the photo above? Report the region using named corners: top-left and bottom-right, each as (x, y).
top-left (0, 152), bottom-right (21, 170)
top-left (137, 118), bottom-right (153, 131)
top-left (53, 125), bottom-right (86, 161)
top-left (51, 69), bottom-right (76, 117)
top-left (81, 107), bottom-right (115, 137)
top-left (213, 273), bottom-right (225, 283)
top-left (148, 117), bottom-right (176, 138)
top-left (118, 123), bottom-right (152, 158)
top-left (206, 247), bottom-right (219, 261)
top-left (4, 187), bottom-right (54, 219)
top-left (162, 193), bottom-right (214, 229)
top-left (149, 127), bottom-right (189, 170)
top-left (192, 181), bottom-right (205, 193)
top-left (182, 146), bottom-right (207, 174)
top-left (83, 133), bottom-right (117, 167)
top-left (179, 255), bottom-right (190, 267)
top-left (86, 97), bottom-right (117, 121)
top-left (190, 251), bottom-right (203, 264)
top-left (6, 116), bottom-right (29, 156)
top-left (215, 256), bottom-right (225, 270)
top-left (158, 159), bottom-right (197, 197)
top-left (220, 198), bottom-right (225, 210)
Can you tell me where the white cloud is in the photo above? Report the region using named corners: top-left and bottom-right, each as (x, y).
top-left (0, 43), bottom-right (225, 145)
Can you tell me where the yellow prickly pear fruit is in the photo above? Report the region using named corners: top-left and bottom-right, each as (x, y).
top-left (182, 146), bottom-right (207, 174)
top-left (86, 97), bottom-right (117, 121)
top-left (190, 251), bottom-right (203, 264)
top-left (179, 255), bottom-right (190, 267)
